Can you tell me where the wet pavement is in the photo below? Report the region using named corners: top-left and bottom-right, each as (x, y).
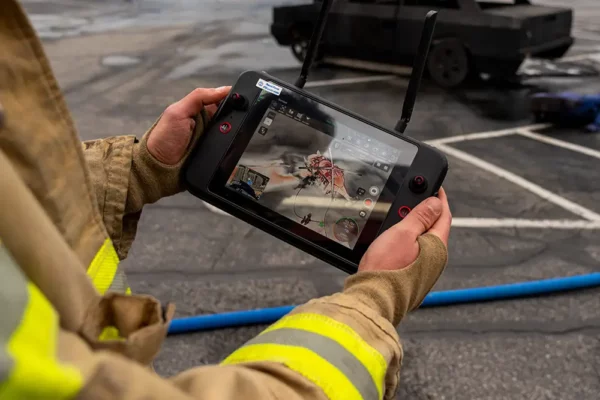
top-left (22, 0), bottom-right (600, 398)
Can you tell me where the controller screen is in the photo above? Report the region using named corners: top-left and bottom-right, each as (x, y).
top-left (225, 91), bottom-right (418, 250)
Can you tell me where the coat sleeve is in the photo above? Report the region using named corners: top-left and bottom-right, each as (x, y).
top-left (70, 234), bottom-right (447, 400)
top-left (81, 111), bottom-right (209, 260)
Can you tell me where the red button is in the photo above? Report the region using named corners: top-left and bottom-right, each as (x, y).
top-left (364, 199), bottom-right (373, 208)
top-left (219, 122), bottom-right (232, 134)
top-left (398, 206), bottom-right (411, 218)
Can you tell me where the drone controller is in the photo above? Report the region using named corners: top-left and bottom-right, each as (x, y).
top-left (183, 7), bottom-right (448, 274)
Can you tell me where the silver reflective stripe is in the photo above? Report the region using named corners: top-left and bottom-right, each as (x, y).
top-left (107, 266), bottom-right (128, 293)
top-left (244, 328), bottom-right (379, 400)
top-left (0, 245), bottom-right (29, 381)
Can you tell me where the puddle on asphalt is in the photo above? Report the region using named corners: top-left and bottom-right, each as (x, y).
top-left (165, 36), bottom-right (298, 79)
top-left (27, 0), bottom-right (297, 40)
top-left (27, 0), bottom-right (298, 76)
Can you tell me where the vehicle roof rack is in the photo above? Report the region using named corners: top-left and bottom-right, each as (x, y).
top-left (293, 2), bottom-right (438, 135)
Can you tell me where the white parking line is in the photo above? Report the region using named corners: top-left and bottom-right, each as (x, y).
top-left (426, 124), bottom-right (550, 145)
top-left (304, 74), bottom-right (398, 88)
top-left (561, 51), bottom-right (600, 62)
top-left (436, 143), bottom-right (600, 222)
top-left (452, 218), bottom-right (600, 230)
top-left (516, 128), bottom-right (600, 160)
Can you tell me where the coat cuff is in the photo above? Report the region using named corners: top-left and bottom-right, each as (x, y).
top-left (342, 233), bottom-right (449, 326)
top-left (125, 108), bottom-right (210, 215)
top-left (299, 233), bottom-right (447, 398)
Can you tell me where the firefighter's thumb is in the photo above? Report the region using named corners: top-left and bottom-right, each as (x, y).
top-left (398, 197), bottom-right (443, 239)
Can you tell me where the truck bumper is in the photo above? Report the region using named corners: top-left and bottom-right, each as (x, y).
top-left (520, 36), bottom-right (574, 57)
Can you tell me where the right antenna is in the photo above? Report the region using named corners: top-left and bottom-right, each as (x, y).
top-left (395, 10), bottom-right (438, 134)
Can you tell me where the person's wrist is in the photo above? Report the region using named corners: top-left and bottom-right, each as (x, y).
top-left (343, 234), bottom-right (448, 326)
top-left (126, 111), bottom-right (208, 212)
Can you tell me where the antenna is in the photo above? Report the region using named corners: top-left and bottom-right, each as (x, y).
top-left (395, 10), bottom-right (438, 134)
top-left (294, 0), bottom-right (333, 89)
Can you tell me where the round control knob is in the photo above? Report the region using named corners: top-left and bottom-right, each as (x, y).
top-left (230, 93), bottom-right (247, 110)
top-left (409, 175), bottom-right (428, 194)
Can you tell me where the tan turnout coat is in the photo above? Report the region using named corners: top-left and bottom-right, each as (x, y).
top-left (0, 2), bottom-right (448, 399)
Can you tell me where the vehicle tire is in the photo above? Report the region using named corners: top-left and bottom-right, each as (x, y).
top-left (290, 27), bottom-right (322, 65)
top-left (291, 37), bottom-right (309, 63)
top-left (427, 39), bottom-right (470, 88)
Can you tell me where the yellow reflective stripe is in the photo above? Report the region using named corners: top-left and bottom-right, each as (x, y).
top-left (261, 313), bottom-right (386, 400)
top-left (1, 283), bottom-right (82, 399)
top-left (222, 343), bottom-right (363, 400)
top-left (86, 238), bottom-right (130, 295)
top-left (86, 239), bottom-right (132, 341)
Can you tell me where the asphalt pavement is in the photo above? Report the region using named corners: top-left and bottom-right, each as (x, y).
top-left (21, 0), bottom-right (600, 398)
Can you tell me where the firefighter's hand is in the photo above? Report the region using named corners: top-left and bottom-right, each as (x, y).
top-left (358, 188), bottom-right (451, 272)
top-left (147, 86), bottom-right (231, 165)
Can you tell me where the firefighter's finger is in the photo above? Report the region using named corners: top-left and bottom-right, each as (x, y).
top-left (167, 87), bottom-right (231, 119)
top-left (427, 188), bottom-right (452, 246)
top-left (394, 196), bottom-right (443, 239)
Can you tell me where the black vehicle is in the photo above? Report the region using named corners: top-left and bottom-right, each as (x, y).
top-left (271, 0), bottom-right (574, 87)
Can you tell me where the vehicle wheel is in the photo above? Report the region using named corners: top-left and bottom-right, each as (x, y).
top-left (290, 28), bottom-right (322, 65)
top-left (291, 38), bottom-right (309, 63)
top-left (427, 39), bottom-right (470, 88)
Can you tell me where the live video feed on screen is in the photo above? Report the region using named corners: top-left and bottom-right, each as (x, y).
top-left (226, 95), bottom-right (417, 250)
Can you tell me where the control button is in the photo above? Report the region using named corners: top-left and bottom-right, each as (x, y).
top-left (219, 122), bottom-right (232, 134)
top-left (359, 210), bottom-right (367, 218)
top-left (230, 93), bottom-right (247, 110)
top-left (374, 161), bottom-right (391, 172)
top-left (364, 198), bottom-right (373, 208)
top-left (398, 206), bottom-right (411, 219)
top-left (369, 186), bottom-right (379, 196)
top-left (409, 175), bottom-right (428, 193)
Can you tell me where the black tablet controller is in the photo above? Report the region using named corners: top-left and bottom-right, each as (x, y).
top-left (183, 6), bottom-right (448, 274)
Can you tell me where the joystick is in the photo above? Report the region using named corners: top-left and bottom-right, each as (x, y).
top-left (409, 175), bottom-right (428, 193)
top-left (230, 93), bottom-right (247, 110)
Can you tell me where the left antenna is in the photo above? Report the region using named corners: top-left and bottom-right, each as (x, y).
top-left (294, 0), bottom-right (334, 89)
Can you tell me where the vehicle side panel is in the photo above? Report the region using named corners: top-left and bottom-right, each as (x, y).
top-left (321, 2), bottom-right (400, 64)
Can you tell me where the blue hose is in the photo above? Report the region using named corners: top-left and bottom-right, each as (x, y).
top-left (168, 272), bottom-right (600, 335)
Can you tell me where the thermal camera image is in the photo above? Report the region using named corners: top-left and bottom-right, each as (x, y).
top-left (226, 105), bottom-right (394, 249)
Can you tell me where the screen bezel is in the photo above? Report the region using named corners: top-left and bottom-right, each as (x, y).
top-left (208, 82), bottom-right (421, 265)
